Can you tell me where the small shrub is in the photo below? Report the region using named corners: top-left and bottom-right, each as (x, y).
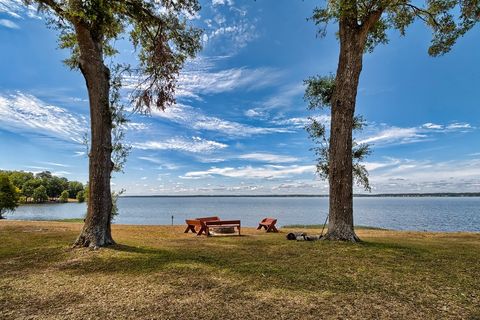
top-left (59, 190), bottom-right (69, 203)
top-left (76, 190), bottom-right (85, 203)
top-left (33, 185), bottom-right (48, 203)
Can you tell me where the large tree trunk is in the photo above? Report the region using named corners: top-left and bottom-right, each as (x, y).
top-left (73, 24), bottom-right (115, 248)
top-left (324, 20), bottom-right (365, 242)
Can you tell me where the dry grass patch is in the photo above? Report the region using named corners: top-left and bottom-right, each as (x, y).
top-left (0, 220), bottom-right (479, 319)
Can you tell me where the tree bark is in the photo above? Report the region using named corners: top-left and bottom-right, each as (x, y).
top-left (324, 19), bottom-right (365, 242)
top-left (73, 23), bottom-right (115, 248)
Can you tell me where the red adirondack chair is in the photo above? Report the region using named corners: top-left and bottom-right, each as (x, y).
top-left (257, 217), bottom-right (278, 232)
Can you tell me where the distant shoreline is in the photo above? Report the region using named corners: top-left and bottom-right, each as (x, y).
top-left (121, 193), bottom-right (480, 198)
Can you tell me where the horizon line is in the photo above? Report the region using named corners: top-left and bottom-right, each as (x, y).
top-left (120, 192), bottom-right (480, 198)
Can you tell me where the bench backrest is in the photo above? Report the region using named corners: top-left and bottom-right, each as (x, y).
top-left (197, 216), bottom-right (220, 222)
top-left (205, 220), bottom-right (241, 226)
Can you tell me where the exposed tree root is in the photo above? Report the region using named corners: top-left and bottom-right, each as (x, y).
top-left (73, 229), bottom-right (115, 249)
top-left (323, 230), bottom-right (361, 242)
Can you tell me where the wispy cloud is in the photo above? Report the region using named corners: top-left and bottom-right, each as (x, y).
top-left (204, 22), bottom-right (257, 50)
top-left (358, 121), bottom-right (475, 146)
top-left (37, 161), bottom-right (71, 168)
top-left (422, 123), bottom-right (443, 130)
top-left (176, 67), bottom-right (281, 100)
top-left (358, 127), bottom-right (426, 145)
top-left (125, 64), bottom-right (282, 101)
top-left (0, 0), bottom-right (39, 19)
top-left (202, 3), bottom-right (258, 52)
top-left (363, 157), bottom-right (480, 193)
top-left (238, 153), bottom-right (300, 163)
top-left (137, 157), bottom-right (180, 170)
top-left (137, 156), bottom-right (163, 165)
top-left (73, 151), bottom-right (86, 157)
top-left (133, 136), bottom-right (228, 153)
top-left (446, 122), bottom-right (472, 130)
top-left (153, 104), bottom-right (293, 137)
top-left (212, 0), bottom-right (234, 6)
top-left (245, 84), bottom-right (305, 118)
top-left (271, 115), bottom-right (331, 129)
top-left (182, 164), bottom-right (315, 180)
top-left (0, 18), bottom-right (19, 29)
top-left (0, 92), bottom-right (88, 143)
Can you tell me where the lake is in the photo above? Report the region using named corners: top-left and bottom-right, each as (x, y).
top-left (7, 196), bottom-right (480, 232)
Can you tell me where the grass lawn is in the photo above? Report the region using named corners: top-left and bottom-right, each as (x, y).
top-left (1, 221), bottom-right (479, 319)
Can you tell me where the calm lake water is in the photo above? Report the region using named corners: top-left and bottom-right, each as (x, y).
top-left (7, 197), bottom-right (480, 232)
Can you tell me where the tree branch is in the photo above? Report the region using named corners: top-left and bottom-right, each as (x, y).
top-left (359, 7), bottom-right (384, 41)
top-left (33, 0), bottom-right (66, 16)
top-left (401, 3), bottom-right (440, 27)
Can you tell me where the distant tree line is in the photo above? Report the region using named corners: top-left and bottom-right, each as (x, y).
top-left (0, 170), bottom-right (86, 205)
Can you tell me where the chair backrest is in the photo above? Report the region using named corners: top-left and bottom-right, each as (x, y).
top-left (262, 217), bottom-right (277, 225)
top-left (205, 220), bottom-right (240, 226)
top-left (197, 216), bottom-right (220, 222)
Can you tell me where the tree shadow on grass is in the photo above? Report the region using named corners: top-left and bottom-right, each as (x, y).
top-left (110, 244), bottom-right (164, 255)
top-left (358, 240), bottom-right (427, 255)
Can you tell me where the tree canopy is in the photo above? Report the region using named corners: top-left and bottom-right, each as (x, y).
top-left (26, 0), bottom-right (202, 112)
top-left (311, 0), bottom-right (479, 56)
top-left (1, 170), bottom-right (85, 203)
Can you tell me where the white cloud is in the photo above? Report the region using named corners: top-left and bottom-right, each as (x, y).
top-left (137, 157), bottom-right (179, 170)
top-left (244, 109), bottom-right (265, 118)
top-left (52, 171), bottom-right (71, 176)
top-left (245, 84), bottom-right (305, 119)
top-left (124, 65), bottom-right (282, 101)
top-left (182, 164), bottom-right (315, 180)
top-left (212, 0), bottom-right (234, 6)
top-left (138, 156), bottom-right (163, 165)
top-left (0, 18), bottom-right (19, 29)
top-left (446, 122), bottom-right (472, 130)
top-left (363, 158), bottom-right (401, 171)
top-left (422, 123), bottom-right (443, 130)
top-left (358, 127), bottom-right (425, 145)
top-left (272, 115), bottom-right (331, 129)
top-left (364, 157), bottom-right (480, 193)
top-left (238, 153), bottom-right (300, 163)
top-left (153, 104), bottom-right (293, 137)
top-left (207, 22), bottom-right (257, 49)
top-left (122, 122), bottom-right (148, 131)
top-left (358, 121), bottom-right (475, 146)
top-left (0, 92), bottom-right (88, 143)
top-left (201, 3), bottom-right (257, 52)
top-left (133, 136), bottom-right (228, 153)
top-left (261, 84), bottom-right (304, 109)
top-left (73, 151), bottom-right (86, 157)
top-left (37, 162), bottom-right (71, 168)
top-left (0, 0), bottom-right (34, 17)
top-left (176, 67), bottom-right (281, 99)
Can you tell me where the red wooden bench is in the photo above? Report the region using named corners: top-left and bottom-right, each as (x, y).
top-left (257, 217), bottom-right (278, 232)
top-left (205, 220), bottom-right (241, 236)
top-left (185, 217), bottom-right (241, 236)
top-left (184, 216), bottom-right (221, 236)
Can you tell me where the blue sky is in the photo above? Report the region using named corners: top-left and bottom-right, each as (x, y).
top-left (0, 0), bottom-right (479, 195)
